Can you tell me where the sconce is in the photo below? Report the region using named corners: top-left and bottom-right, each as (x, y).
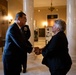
top-left (6, 14), bottom-right (13, 24)
top-left (8, 19), bottom-right (12, 24)
top-left (42, 22), bottom-right (48, 28)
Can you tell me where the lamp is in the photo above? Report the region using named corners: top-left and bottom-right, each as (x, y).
top-left (48, 0), bottom-right (55, 12)
top-left (42, 22), bottom-right (47, 28)
top-left (6, 14), bottom-right (13, 24)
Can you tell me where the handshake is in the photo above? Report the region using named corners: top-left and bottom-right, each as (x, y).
top-left (34, 47), bottom-right (42, 55)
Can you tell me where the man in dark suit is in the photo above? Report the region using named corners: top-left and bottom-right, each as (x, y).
top-left (2, 11), bottom-right (33, 75)
top-left (21, 25), bottom-right (32, 73)
top-left (34, 19), bottom-right (72, 75)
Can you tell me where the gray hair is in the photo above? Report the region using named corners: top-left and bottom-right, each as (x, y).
top-left (55, 19), bottom-right (66, 31)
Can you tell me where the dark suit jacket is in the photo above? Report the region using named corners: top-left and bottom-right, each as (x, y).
top-left (3, 23), bottom-right (29, 64)
top-left (42, 31), bottom-right (72, 70)
top-left (21, 25), bottom-right (33, 53)
top-left (21, 25), bottom-right (31, 40)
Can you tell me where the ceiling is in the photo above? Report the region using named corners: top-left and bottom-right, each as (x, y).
top-left (17, 0), bottom-right (66, 8)
top-left (34, 0), bottom-right (66, 7)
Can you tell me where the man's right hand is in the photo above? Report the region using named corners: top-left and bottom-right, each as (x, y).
top-left (34, 47), bottom-right (42, 55)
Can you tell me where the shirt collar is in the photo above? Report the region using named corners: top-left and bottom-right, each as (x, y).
top-left (15, 21), bottom-right (21, 29)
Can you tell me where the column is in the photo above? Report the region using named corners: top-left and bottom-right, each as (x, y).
top-left (23, 0), bottom-right (35, 59)
top-left (67, 0), bottom-right (76, 61)
top-left (23, 0), bottom-right (34, 45)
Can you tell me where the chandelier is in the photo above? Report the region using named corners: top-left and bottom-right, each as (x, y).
top-left (48, 0), bottom-right (55, 12)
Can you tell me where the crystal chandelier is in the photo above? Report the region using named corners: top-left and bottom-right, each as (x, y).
top-left (48, 0), bottom-right (55, 12)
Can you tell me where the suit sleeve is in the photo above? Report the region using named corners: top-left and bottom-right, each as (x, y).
top-left (26, 26), bottom-right (31, 40)
top-left (42, 35), bottom-right (62, 57)
top-left (22, 25), bottom-right (31, 40)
